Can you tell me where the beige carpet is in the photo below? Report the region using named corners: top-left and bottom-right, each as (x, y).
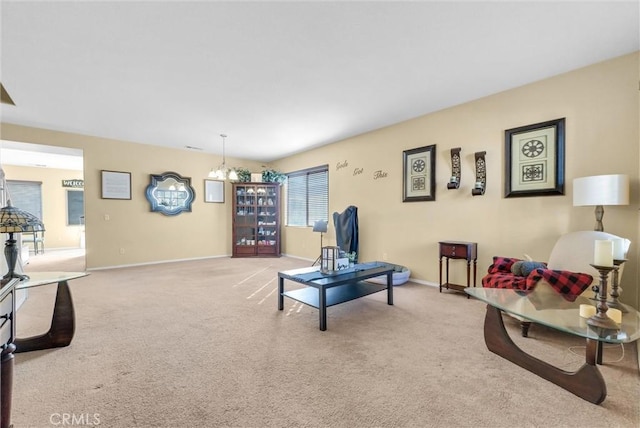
top-left (9, 251), bottom-right (640, 427)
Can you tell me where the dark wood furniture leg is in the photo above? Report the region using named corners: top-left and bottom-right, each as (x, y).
top-left (14, 280), bottom-right (75, 353)
top-left (473, 258), bottom-right (477, 287)
top-left (1, 343), bottom-right (15, 428)
top-left (520, 321), bottom-right (531, 337)
top-left (483, 305), bottom-right (606, 404)
top-left (319, 287), bottom-right (327, 331)
top-left (465, 259), bottom-right (471, 299)
top-left (386, 272), bottom-right (393, 305)
top-left (438, 256), bottom-right (443, 292)
top-left (445, 258), bottom-right (450, 290)
top-left (278, 276), bottom-right (284, 311)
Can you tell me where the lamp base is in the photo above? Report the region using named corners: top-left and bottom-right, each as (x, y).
top-left (3, 236), bottom-right (29, 281)
top-left (2, 271), bottom-right (28, 281)
top-left (594, 205), bottom-right (604, 232)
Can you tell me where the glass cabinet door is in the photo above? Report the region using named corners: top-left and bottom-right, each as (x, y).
top-left (235, 185), bottom-right (256, 246)
top-left (257, 186), bottom-right (277, 247)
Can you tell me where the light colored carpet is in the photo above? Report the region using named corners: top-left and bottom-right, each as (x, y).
top-left (10, 251), bottom-right (640, 427)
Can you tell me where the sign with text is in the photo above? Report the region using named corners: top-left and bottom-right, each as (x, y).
top-left (62, 179), bottom-right (84, 188)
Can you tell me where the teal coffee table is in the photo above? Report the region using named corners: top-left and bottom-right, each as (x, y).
top-left (466, 287), bottom-right (640, 404)
top-left (278, 262), bottom-right (394, 331)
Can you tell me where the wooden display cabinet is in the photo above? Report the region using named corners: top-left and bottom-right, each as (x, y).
top-left (232, 183), bottom-right (281, 257)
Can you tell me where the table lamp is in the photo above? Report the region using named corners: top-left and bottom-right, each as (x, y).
top-left (0, 200), bottom-right (45, 280)
top-left (573, 174), bottom-right (629, 231)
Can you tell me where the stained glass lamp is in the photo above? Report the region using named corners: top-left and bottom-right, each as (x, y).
top-left (0, 200), bottom-right (45, 280)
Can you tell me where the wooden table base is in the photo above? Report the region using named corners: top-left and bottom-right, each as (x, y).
top-left (483, 305), bottom-right (607, 404)
top-left (14, 280), bottom-right (75, 353)
top-left (1, 343), bottom-right (15, 428)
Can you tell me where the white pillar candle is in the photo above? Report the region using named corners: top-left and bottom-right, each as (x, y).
top-left (579, 304), bottom-right (596, 318)
top-left (608, 308), bottom-right (622, 324)
top-left (612, 238), bottom-right (625, 260)
top-left (594, 240), bottom-right (614, 267)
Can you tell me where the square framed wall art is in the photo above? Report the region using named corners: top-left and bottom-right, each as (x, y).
top-left (204, 179), bottom-right (224, 203)
top-left (101, 170), bottom-right (132, 200)
top-left (403, 144), bottom-right (436, 202)
top-left (504, 118), bottom-right (565, 198)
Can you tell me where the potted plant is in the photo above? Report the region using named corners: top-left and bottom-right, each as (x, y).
top-left (262, 168), bottom-right (287, 184)
top-left (234, 167), bottom-right (251, 182)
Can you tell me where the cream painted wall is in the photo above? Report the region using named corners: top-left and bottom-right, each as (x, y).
top-left (2, 165), bottom-right (84, 250)
top-left (273, 52), bottom-right (640, 308)
top-left (1, 52), bottom-right (638, 307)
top-left (0, 125), bottom-right (264, 269)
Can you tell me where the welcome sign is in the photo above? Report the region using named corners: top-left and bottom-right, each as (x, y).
top-left (62, 179), bottom-right (84, 188)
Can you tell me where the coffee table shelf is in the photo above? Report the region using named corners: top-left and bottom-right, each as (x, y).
top-left (282, 281), bottom-right (387, 308)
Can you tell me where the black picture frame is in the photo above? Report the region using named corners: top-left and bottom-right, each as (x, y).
top-left (101, 170), bottom-right (132, 200)
top-left (204, 179), bottom-right (224, 203)
top-left (504, 118), bottom-right (565, 198)
top-left (403, 144), bottom-right (436, 202)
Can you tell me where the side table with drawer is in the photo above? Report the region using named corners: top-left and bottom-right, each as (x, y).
top-left (439, 241), bottom-right (477, 297)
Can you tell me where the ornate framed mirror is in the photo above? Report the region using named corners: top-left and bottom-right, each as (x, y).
top-left (145, 172), bottom-right (195, 216)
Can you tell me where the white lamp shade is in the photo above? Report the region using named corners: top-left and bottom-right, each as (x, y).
top-left (573, 174), bottom-right (629, 206)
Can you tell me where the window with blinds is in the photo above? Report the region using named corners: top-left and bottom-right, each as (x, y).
top-left (6, 180), bottom-right (43, 220)
top-left (286, 165), bottom-right (328, 227)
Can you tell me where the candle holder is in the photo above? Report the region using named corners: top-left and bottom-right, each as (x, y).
top-left (447, 147), bottom-right (461, 190)
top-left (471, 151), bottom-right (486, 196)
top-left (608, 259), bottom-right (627, 313)
top-left (587, 264), bottom-right (619, 330)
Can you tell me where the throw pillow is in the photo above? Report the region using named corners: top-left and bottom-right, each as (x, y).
top-left (511, 260), bottom-right (546, 276)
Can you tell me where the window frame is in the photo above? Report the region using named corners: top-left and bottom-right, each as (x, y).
top-left (285, 165), bottom-right (329, 227)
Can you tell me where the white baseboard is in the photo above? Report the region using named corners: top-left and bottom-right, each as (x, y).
top-left (87, 254), bottom-right (230, 271)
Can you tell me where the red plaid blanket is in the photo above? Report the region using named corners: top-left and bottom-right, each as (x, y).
top-left (482, 256), bottom-right (593, 299)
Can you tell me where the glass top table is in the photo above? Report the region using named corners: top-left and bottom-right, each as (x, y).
top-left (466, 286), bottom-right (640, 404)
top-left (14, 271), bottom-right (89, 353)
top-left (16, 271), bottom-right (88, 290)
top-left (466, 287), bottom-right (640, 344)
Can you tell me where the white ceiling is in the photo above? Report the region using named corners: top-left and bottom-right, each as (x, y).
top-left (1, 1), bottom-right (638, 164)
top-left (0, 140), bottom-right (84, 171)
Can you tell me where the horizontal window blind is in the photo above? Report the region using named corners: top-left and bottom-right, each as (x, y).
top-left (6, 180), bottom-right (43, 220)
top-left (286, 165), bottom-right (328, 227)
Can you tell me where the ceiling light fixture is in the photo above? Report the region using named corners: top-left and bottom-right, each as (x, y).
top-left (209, 134), bottom-right (238, 180)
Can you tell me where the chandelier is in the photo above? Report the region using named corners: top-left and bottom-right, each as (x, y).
top-left (209, 134), bottom-right (238, 180)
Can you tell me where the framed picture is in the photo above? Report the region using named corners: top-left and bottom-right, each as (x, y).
top-left (101, 170), bottom-right (131, 200)
top-left (403, 144), bottom-right (436, 202)
top-left (504, 118), bottom-right (565, 198)
top-left (204, 179), bottom-right (224, 203)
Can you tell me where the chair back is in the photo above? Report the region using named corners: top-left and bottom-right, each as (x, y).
top-left (547, 231), bottom-right (631, 280)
